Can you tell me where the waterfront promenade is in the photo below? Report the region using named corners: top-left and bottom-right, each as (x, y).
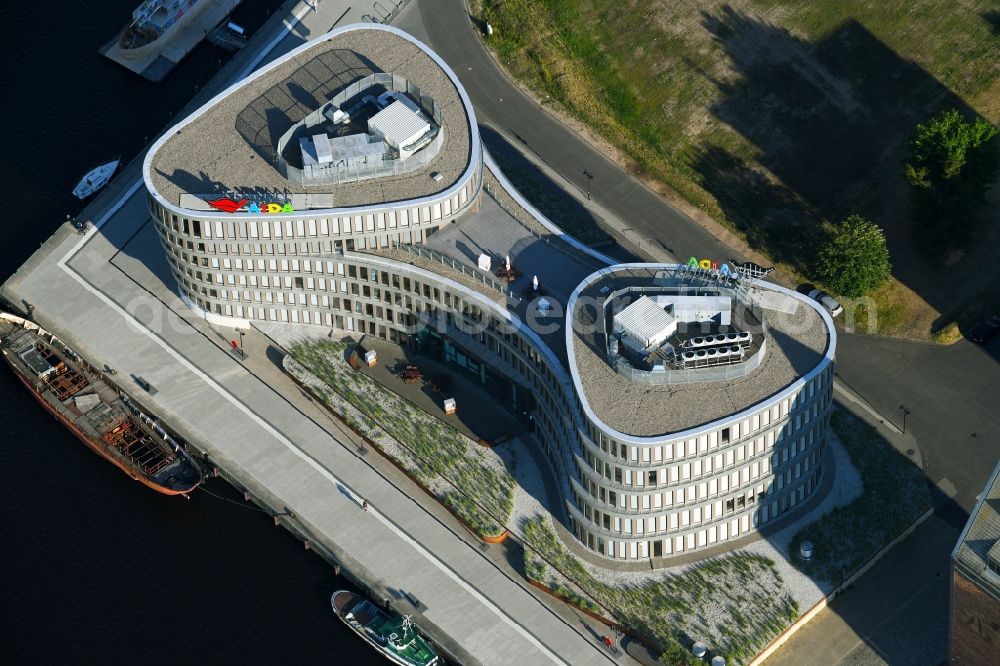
top-left (1, 2), bottom-right (627, 664)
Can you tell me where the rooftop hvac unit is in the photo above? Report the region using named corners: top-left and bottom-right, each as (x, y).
top-left (312, 133), bottom-right (333, 164)
top-left (324, 106), bottom-right (350, 125)
top-left (682, 330), bottom-right (752, 350)
top-left (680, 344), bottom-right (745, 368)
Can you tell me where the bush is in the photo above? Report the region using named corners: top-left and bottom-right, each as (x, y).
top-left (522, 516), bottom-right (795, 663)
top-left (659, 641), bottom-right (699, 665)
top-left (818, 215), bottom-right (891, 298)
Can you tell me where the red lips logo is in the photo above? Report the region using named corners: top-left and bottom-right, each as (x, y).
top-left (207, 197), bottom-right (248, 213)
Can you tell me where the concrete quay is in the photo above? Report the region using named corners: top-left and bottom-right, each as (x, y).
top-left (101, 0), bottom-right (243, 82)
top-left (3, 2), bottom-right (631, 665)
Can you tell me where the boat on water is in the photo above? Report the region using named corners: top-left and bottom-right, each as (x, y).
top-left (72, 157), bottom-right (120, 200)
top-left (0, 311), bottom-right (202, 495)
top-left (331, 590), bottom-right (440, 666)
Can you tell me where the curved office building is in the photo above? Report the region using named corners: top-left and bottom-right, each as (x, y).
top-left (144, 23), bottom-right (482, 325)
top-left (564, 265), bottom-right (836, 560)
top-left (143, 24), bottom-right (837, 562)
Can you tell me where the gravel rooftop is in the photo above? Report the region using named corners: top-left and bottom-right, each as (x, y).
top-left (149, 28), bottom-right (471, 209)
top-left (571, 268), bottom-right (831, 437)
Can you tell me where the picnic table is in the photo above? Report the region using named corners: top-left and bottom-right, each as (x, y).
top-left (401, 364), bottom-right (423, 384)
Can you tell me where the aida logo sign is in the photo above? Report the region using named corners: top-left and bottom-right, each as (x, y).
top-left (206, 197), bottom-right (295, 214)
top-left (686, 256), bottom-right (736, 278)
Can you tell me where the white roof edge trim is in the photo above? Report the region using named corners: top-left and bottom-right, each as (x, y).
top-left (142, 23), bottom-right (481, 218)
top-left (564, 263), bottom-right (838, 445)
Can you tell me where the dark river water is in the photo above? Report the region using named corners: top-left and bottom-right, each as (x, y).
top-left (0, 2), bottom-right (377, 663)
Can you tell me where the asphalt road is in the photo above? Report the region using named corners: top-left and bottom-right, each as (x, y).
top-left (836, 333), bottom-right (1000, 512)
top-left (396, 2), bottom-right (1000, 664)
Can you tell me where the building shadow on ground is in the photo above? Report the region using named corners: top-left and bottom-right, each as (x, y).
top-left (693, 5), bottom-right (998, 332)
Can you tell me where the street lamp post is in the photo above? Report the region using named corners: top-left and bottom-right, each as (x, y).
top-left (238, 329), bottom-right (246, 359)
top-left (582, 169), bottom-right (593, 200)
top-left (899, 404), bottom-right (911, 434)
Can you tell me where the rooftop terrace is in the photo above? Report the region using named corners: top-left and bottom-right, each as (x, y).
top-left (569, 267), bottom-right (832, 438)
top-left (148, 26), bottom-right (472, 211)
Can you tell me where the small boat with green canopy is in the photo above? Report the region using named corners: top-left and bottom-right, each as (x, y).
top-left (331, 590), bottom-right (440, 666)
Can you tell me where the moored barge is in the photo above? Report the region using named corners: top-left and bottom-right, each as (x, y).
top-left (331, 590), bottom-right (440, 666)
top-left (0, 311), bottom-right (202, 495)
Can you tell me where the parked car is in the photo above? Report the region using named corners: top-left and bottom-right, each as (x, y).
top-left (970, 315), bottom-right (1000, 344)
top-left (807, 288), bottom-right (844, 317)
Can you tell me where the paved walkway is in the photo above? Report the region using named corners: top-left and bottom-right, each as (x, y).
top-left (765, 516), bottom-right (956, 666)
top-left (1, 2), bottom-right (634, 664)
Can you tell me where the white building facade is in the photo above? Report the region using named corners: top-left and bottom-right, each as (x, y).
top-left (142, 25), bottom-right (836, 563)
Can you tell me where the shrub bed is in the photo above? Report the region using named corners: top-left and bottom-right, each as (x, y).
top-left (288, 339), bottom-right (514, 538)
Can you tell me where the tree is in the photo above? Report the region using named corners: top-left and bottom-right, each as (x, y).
top-left (818, 215), bottom-right (891, 298)
top-left (904, 109), bottom-right (999, 251)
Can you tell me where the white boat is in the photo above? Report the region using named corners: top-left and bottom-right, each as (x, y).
top-left (72, 157), bottom-right (120, 200)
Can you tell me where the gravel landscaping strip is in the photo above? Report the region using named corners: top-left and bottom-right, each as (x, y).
top-left (280, 334), bottom-right (514, 538)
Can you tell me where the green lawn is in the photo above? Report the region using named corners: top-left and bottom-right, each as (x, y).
top-left (789, 410), bottom-right (932, 584)
top-left (523, 517), bottom-right (798, 665)
top-left (288, 339), bottom-right (514, 538)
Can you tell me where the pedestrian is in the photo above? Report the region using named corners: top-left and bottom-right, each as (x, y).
top-left (362, 500), bottom-right (368, 512)
top-left (602, 635), bottom-right (612, 651)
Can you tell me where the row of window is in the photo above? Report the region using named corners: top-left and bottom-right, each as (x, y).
top-left (162, 240), bottom-right (833, 560)
top-left (580, 397), bottom-right (827, 492)
top-left (578, 427), bottom-right (824, 521)
top-left (576, 470), bottom-right (820, 558)
top-left (174, 253), bottom-right (580, 473)
top-left (581, 364), bottom-right (833, 466)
